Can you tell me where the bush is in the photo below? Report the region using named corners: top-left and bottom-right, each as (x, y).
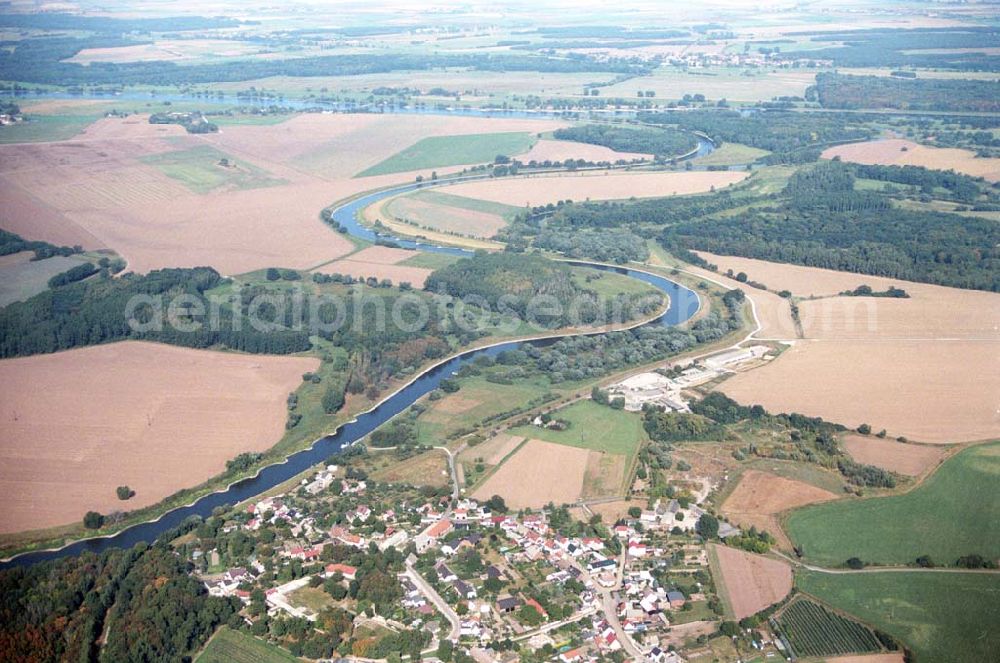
top-left (83, 511), bottom-right (104, 529)
top-left (116, 485), bottom-right (133, 500)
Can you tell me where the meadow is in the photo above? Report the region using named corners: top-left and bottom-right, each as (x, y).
top-left (797, 570), bottom-right (1000, 663)
top-left (140, 144), bottom-right (287, 194)
top-left (358, 131), bottom-right (537, 176)
top-left (509, 400), bottom-right (646, 458)
top-left (785, 442), bottom-right (1000, 567)
top-left (196, 627), bottom-right (300, 663)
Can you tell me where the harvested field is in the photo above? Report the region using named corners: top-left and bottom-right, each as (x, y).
top-left (314, 245), bottom-right (433, 287)
top-left (437, 170), bottom-right (748, 207)
top-left (581, 451), bottom-right (627, 499)
top-left (209, 114), bottom-right (562, 180)
top-left (359, 131), bottom-right (537, 177)
top-left (385, 196), bottom-right (508, 238)
top-left (720, 470), bottom-right (838, 548)
top-left (66, 39), bottom-right (264, 65)
top-left (472, 439), bottom-right (589, 509)
top-left (710, 544), bottom-right (792, 620)
top-left (842, 435), bottom-right (946, 476)
top-left (0, 341), bottom-right (318, 533)
top-left (0, 113), bottom-right (570, 274)
top-left (822, 138), bottom-right (1000, 182)
top-left (697, 251), bottom-right (1000, 340)
top-left (461, 434), bottom-right (525, 466)
top-left (370, 450), bottom-right (450, 489)
top-left (518, 139), bottom-right (650, 164)
top-left (721, 340), bottom-right (999, 443)
top-left (823, 654), bottom-right (905, 663)
top-left (681, 262), bottom-right (797, 339)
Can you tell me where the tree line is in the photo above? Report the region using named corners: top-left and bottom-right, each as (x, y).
top-left (815, 72), bottom-right (1000, 113)
top-left (661, 162), bottom-right (1000, 291)
top-left (552, 124), bottom-right (696, 158)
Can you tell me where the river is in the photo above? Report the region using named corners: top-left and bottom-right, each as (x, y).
top-left (0, 130), bottom-right (706, 569)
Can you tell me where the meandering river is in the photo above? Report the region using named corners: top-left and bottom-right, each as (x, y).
top-left (0, 145), bottom-right (705, 569)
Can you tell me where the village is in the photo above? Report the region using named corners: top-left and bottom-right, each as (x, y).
top-left (187, 438), bottom-right (787, 663)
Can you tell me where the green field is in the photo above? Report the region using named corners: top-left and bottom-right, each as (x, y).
top-left (196, 627), bottom-right (299, 663)
top-left (569, 267), bottom-right (667, 301)
top-left (416, 373), bottom-right (556, 444)
top-left (691, 142), bottom-right (770, 167)
top-left (775, 597), bottom-right (883, 658)
top-left (141, 145), bottom-right (286, 194)
top-left (786, 442), bottom-right (1000, 567)
top-left (797, 570), bottom-right (1000, 663)
top-left (510, 400), bottom-right (646, 457)
top-left (358, 131), bottom-right (537, 176)
top-left (0, 113), bottom-right (104, 143)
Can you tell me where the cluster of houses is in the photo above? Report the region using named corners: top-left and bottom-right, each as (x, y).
top-left (193, 455), bottom-right (755, 663)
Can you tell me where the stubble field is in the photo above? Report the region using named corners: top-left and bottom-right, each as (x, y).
top-left (842, 436), bottom-right (947, 476)
top-left (436, 170), bottom-right (749, 207)
top-left (822, 138), bottom-right (1000, 182)
top-left (0, 112), bottom-right (567, 275)
top-left (472, 439), bottom-right (589, 508)
top-left (697, 252), bottom-right (1000, 443)
top-left (720, 470), bottom-right (839, 549)
top-left (0, 341), bottom-right (317, 533)
top-left (710, 543), bottom-right (792, 620)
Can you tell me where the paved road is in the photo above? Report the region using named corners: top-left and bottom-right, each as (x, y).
top-left (568, 553), bottom-right (644, 660)
top-left (405, 563), bottom-right (461, 642)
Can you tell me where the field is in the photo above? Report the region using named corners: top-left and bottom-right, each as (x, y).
top-left (720, 470), bottom-right (838, 549)
top-left (775, 597), bottom-right (883, 658)
top-left (691, 143), bottom-right (770, 167)
top-left (460, 434), bottom-right (525, 467)
top-left (196, 626), bottom-right (299, 663)
top-left (383, 189), bottom-right (519, 239)
top-left (471, 438), bottom-right (590, 508)
top-left (518, 138), bottom-right (650, 164)
top-left (369, 449), bottom-right (451, 489)
top-left (417, 374), bottom-right (555, 444)
top-left (698, 253), bottom-right (1000, 442)
top-left (67, 39), bottom-right (269, 65)
top-left (599, 66), bottom-right (819, 103)
top-left (398, 252), bottom-right (460, 270)
top-left (822, 139), bottom-right (1000, 182)
top-left (0, 112), bottom-right (568, 275)
top-left (785, 442), bottom-right (1000, 567)
top-left (720, 340), bottom-right (1000, 444)
top-left (842, 436), bottom-right (946, 477)
top-left (313, 245), bottom-right (433, 287)
top-left (709, 543), bottom-right (792, 620)
top-left (0, 252), bottom-right (90, 306)
top-left (797, 571), bottom-right (1000, 663)
top-left (0, 341), bottom-right (317, 533)
top-left (438, 170), bottom-right (749, 206)
top-left (509, 400), bottom-right (645, 457)
top-left (141, 145), bottom-right (287, 194)
top-left (358, 132), bottom-right (537, 176)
